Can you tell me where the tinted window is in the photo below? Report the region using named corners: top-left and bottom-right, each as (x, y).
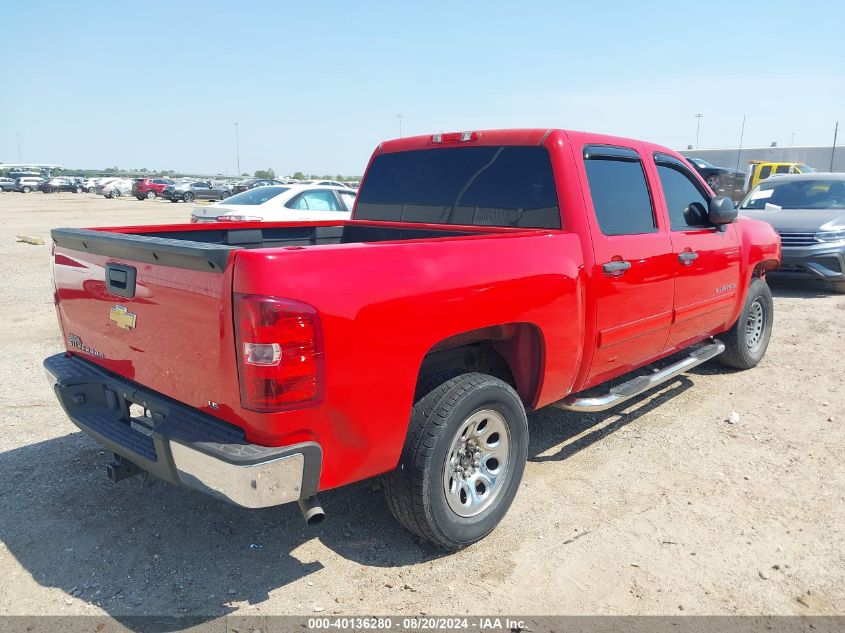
top-left (775, 165), bottom-right (790, 174)
top-left (758, 165), bottom-right (772, 179)
top-left (356, 146), bottom-right (560, 228)
top-left (656, 164), bottom-right (711, 229)
top-left (288, 190), bottom-right (342, 211)
top-left (584, 155), bottom-right (656, 235)
top-left (222, 186), bottom-right (289, 206)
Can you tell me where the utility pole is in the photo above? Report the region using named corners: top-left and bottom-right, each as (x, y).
top-left (732, 115), bottom-right (746, 201)
top-left (830, 121), bottom-right (839, 172)
top-left (16, 132), bottom-right (21, 162)
top-left (234, 122), bottom-right (241, 175)
top-left (790, 131), bottom-right (795, 146)
top-left (695, 113), bottom-right (703, 149)
top-left (397, 114), bottom-right (404, 138)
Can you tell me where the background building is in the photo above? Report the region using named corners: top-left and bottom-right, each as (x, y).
top-left (681, 146), bottom-right (842, 172)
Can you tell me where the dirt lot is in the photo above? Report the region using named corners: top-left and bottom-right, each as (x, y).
top-left (0, 192), bottom-right (843, 622)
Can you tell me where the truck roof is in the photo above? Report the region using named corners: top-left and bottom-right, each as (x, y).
top-left (377, 128), bottom-right (683, 160)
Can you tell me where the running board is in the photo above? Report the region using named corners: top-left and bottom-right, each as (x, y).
top-left (552, 340), bottom-right (726, 413)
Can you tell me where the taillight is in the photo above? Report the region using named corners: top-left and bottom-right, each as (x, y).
top-left (432, 131), bottom-right (479, 143)
top-left (234, 293), bottom-right (324, 412)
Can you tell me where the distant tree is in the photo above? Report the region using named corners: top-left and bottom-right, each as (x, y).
top-left (103, 166), bottom-right (119, 174)
top-left (241, 172), bottom-right (249, 177)
top-left (292, 171), bottom-right (306, 180)
top-left (254, 168), bottom-right (275, 179)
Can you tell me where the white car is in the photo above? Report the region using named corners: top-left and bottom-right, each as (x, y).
top-left (96, 178), bottom-right (133, 198)
top-left (190, 185), bottom-right (357, 223)
top-left (301, 179), bottom-right (356, 189)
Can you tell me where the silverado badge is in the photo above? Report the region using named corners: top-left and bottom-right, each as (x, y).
top-left (109, 305), bottom-right (137, 330)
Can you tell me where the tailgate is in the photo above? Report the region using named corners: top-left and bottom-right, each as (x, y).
top-left (51, 228), bottom-right (242, 415)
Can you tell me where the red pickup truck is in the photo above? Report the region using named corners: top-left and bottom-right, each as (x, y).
top-left (45, 129), bottom-right (780, 549)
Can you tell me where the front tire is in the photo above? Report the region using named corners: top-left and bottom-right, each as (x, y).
top-left (384, 373), bottom-right (528, 549)
top-left (221, 190), bottom-right (230, 200)
top-left (22, 186), bottom-right (31, 193)
top-left (718, 277), bottom-right (773, 369)
top-left (146, 190), bottom-right (156, 199)
top-left (110, 189), bottom-right (121, 198)
top-left (831, 281), bottom-right (845, 293)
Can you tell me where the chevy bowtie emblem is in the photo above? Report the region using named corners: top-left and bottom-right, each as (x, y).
top-left (109, 305), bottom-right (137, 330)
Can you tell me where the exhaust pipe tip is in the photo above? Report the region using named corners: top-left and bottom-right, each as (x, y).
top-left (298, 495), bottom-right (325, 526)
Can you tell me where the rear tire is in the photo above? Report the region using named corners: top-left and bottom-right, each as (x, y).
top-left (384, 372), bottom-right (528, 549)
top-left (183, 192), bottom-right (194, 203)
top-left (718, 277), bottom-right (773, 369)
top-left (831, 281), bottom-right (845, 293)
top-left (22, 186), bottom-right (31, 193)
top-left (110, 189), bottom-right (121, 198)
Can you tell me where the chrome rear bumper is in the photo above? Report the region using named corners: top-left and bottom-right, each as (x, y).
top-left (44, 353), bottom-right (321, 508)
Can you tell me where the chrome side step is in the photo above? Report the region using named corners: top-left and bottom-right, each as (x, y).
top-left (552, 340), bottom-right (726, 413)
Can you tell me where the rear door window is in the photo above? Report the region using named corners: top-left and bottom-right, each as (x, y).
top-left (355, 146), bottom-right (561, 228)
top-left (758, 165), bottom-right (772, 180)
top-left (583, 146), bottom-right (656, 235)
top-left (288, 190), bottom-right (342, 211)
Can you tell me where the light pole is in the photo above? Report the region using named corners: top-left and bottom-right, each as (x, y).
top-left (234, 122), bottom-right (241, 176)
top-left (397, 114), bottom-right (404, 138)
top-left (695, 113), bottom-right (703, 149)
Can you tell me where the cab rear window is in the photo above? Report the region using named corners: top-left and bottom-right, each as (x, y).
top-left (355, 146), bottom-right (561, 229)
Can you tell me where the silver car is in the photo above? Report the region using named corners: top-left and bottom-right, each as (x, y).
top-left (739, 173), bottom-right (845, 292)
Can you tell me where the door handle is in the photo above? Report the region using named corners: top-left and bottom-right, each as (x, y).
top-left (602, 260), bottom-right (632, 275)
top-left (678, 251), bottom-right (699, 265)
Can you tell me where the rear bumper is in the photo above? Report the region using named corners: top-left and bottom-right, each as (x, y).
top-left (44, 353), bottom-right (322, 508)
top-left (777, 244), bottom-right (845, 281)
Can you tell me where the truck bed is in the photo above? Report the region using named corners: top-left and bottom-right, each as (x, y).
top-left (52, 221), bottom-right (502, 273)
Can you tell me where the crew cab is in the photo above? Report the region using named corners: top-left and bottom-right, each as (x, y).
top-left (44, 129), bottom-right (780, 549)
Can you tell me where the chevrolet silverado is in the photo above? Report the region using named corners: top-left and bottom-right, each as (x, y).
top-left (44, 129), bottom-right (780, 549)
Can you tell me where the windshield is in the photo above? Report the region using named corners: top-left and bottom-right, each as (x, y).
top-left (220, 186), bottom-right (289, 205)
top-left (688, 158), bottom-right (713, 169)
top-left (356, 146), bottom-right (560, 228)
top-left (740, 179), bottom-right (845, 210)
top-left (796, 164), bottom-right (817, 173)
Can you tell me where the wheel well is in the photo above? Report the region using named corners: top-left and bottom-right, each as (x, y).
top-left (753, 259), bottom-right (779, 277)
top-left (416, 324), bottom-right (544, 408)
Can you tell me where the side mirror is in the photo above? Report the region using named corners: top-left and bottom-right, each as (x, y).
top-left (709, 196), bottom-right (738, 226)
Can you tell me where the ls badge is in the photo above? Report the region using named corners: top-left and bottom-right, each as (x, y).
top-left (109, 305), bottom-right (137, 330)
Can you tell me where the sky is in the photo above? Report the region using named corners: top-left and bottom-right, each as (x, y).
top-left (1, 0), bottom-right (843, 176)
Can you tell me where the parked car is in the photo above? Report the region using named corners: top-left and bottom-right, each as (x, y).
top-left (739, 172), bottom-right (845, 292)
top-left (45, 128), bottom-right (780, 549)
top-left (161, 180), bottom-right (233, 203)
top-left (15, 177), bottom-right (44, 193)
top-left (191, 185), bottom-right (357, 223)
top-left (745, 161), bottom-right (816, 191)
top-left (38, 177), bottom-right (84, 194)
top-left (301, 179), bottom-right (355, 188)
top-left (0, 177), bottom-right (17, 192)
top-left (96, 178), bottom-right (134, 198)
top-left (81, 178), bottom-right (100, 193)
top-left (132, 178), bottom-right (175, 200)
top-left (232, 178), bottom-right (288, 194)
top-left (685, 157), bottom-right (746, 201)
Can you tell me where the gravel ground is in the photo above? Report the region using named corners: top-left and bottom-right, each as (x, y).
top-left (0, 192), bottom-right (843, 623)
